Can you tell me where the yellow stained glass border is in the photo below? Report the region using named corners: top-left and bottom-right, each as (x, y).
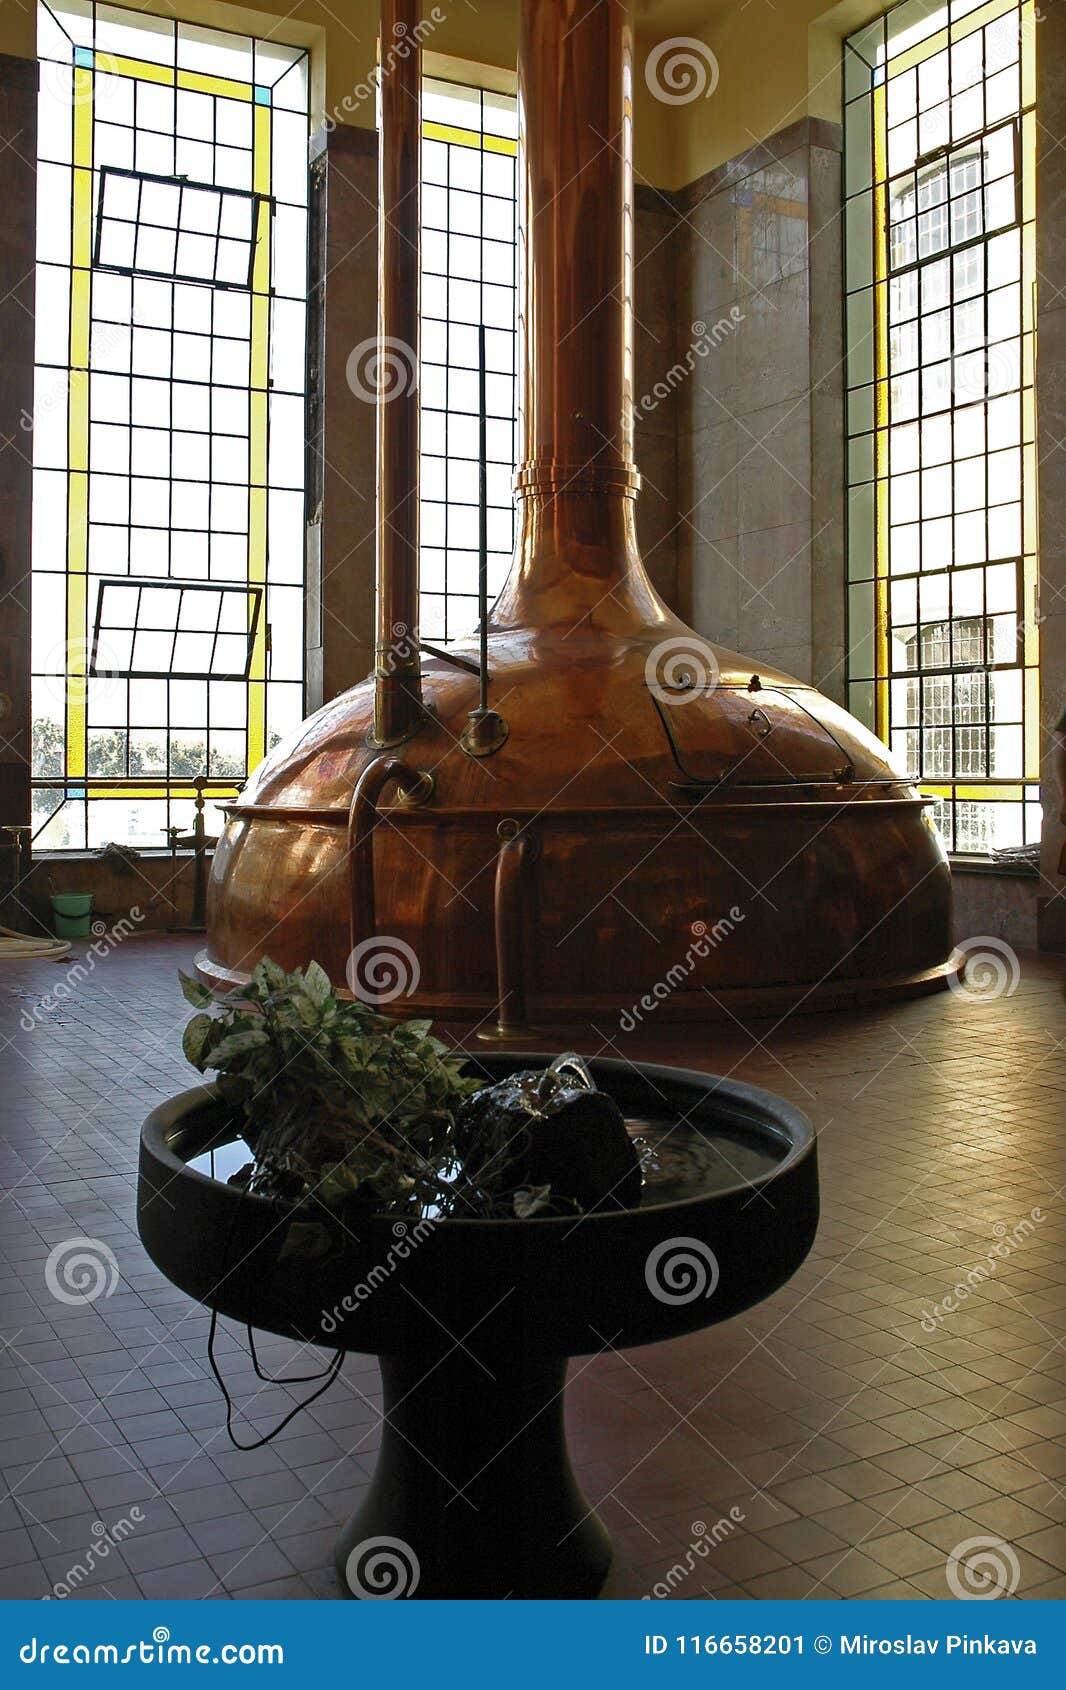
top-left (858, 0), bottom-right (1040, 846)
top-left (61, 50), bottom-right (274, 806)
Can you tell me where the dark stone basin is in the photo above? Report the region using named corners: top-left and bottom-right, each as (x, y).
top-left (138, 1054), bottom-right (818, 1599)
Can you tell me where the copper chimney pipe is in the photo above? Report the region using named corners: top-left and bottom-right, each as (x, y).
top-left (494, 0), bottom-right (667, 634)
top-left (372, 0), bottom-right (423, 747)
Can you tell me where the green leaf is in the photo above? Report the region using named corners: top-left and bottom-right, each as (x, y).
top-left (179, 952), bottom-right (483, 1223)
top-left (178, 970), bottom-right (214, 1009)
top-left (208, 1027), bottom-right (271, 1064)
top-left (302, 960), bottom-right (333, 1008)
top-left (182, 1012), bottom-right (216, 1069)
top-left (251, 957), bottom-right (289, 995)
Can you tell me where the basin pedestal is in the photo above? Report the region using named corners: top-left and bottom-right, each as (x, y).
top-left (337, 1350), bottom-right (610, 1599)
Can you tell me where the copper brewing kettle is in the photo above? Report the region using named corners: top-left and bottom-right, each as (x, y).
top-left (201, 0), bottom-right (953, 1027)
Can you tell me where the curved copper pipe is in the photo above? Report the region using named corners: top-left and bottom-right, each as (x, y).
top-left (347, 755), bottom-right (434, 982)
top-left (373, 0), bottom-right (423, 747)
top-left (479, 820), bottom-right (537, 1041)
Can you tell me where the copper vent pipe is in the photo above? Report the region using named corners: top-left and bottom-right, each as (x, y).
top-left (372, 0), bottom-right (423, 747)
top-left (493, 0), bottom-right (667, 635)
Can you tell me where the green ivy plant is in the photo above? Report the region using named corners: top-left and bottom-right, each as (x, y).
top-left (179, 958), bottom-right (480, 1254)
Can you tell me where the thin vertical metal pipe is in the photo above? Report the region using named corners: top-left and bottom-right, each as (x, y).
top-left (373, 0), bottom-right (423, 747)
top-left (477, 322), bottom-right (488, 714)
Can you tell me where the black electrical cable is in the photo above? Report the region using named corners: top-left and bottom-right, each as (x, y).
top-left (204, 1144), bottom-right (345, 1450)
top-left (207, 1307), bottom-right (344, 1452)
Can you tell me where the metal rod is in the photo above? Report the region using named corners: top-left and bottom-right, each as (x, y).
top-left (418, 641), bottom-right (482, 678)
top-left (372, 0), bottom-right (423, 749)
top-left (477, 820), bottom-right (538, 1041)
top-left (478, 322), bottom-right (489, 715)
top-left (459, 324), bottom-right (509, 759)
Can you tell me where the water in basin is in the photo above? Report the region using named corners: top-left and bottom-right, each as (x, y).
top-left (187, 1114), bottom-right (784, 1211)
top-left (628, 1117), bottom-right (783, 1206)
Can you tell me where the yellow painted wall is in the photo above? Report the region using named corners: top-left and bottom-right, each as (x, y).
top-left (1, 0), bottom-right (897, 190)
top-left (641, 0), bottom-right (893, 189)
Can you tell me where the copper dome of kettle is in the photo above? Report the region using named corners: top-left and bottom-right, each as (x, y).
top-left (200, 0), bottom-right (953, 1027)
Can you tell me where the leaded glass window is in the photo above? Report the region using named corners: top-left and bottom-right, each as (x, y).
top-left (844, 0), bottom-right (1039, 855)
top-left (31, 1), bottom-right (308, 851)
top-left (419, 78), bottom-right (518, 642)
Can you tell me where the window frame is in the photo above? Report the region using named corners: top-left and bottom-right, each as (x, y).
top-left (843, 0), bottom-right (1039, 858)
top-left (30, 0), bottom-right (310, 853)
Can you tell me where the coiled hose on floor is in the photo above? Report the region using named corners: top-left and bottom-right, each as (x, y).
top-left (0, 923), bottom-right (70, 960)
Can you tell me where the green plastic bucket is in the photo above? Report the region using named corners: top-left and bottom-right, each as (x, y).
top-left (51, 893), bottom-right (93, 939)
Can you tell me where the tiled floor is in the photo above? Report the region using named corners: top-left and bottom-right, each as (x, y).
top-left (0, 934), bottom-right (1063, 1600)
